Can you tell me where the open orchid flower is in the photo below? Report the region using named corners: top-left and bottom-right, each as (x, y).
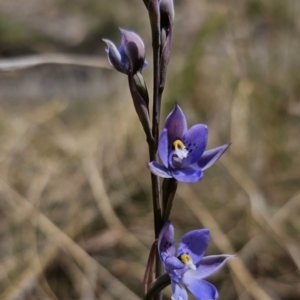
top-left (102, 29), bottom-right (147, 75)
top-left (148, 104), bottom-right (229, 183)
top-left (159, 221), bottom-right (234, 300)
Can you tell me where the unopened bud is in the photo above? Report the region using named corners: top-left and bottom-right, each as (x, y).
top-left (102, 29), bottom-right (147, 75)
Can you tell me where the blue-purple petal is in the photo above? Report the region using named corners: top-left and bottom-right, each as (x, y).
top-left (163, 104), bottom-right (188, 147)
top-left (148, 162), bottom-right (172, 178)
top-left (182, 278), bottom-right (219, 300)
top-left (182, 124), bottom-right (208, 166)
top-left (177, 229), bottom-right (210, 265)
top-left (158, 129), bottom-right (169, 168)
top-left (120, 29), bottom-right (145, 73)
top-left (171, 281), bottom-right (188, 300)
top-left (186, 255), bottom-right (234, 280)
top-left (158, 221), bottom-right (176, 262)
top-left (102, 39), bottom-right (128, 74)
top-left (197, 144), bottom-right (230, 171)
top-left (171, 167), bottom-right (203, 183)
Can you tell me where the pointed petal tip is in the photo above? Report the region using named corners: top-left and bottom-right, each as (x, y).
top-left (197, 228), bottom-right (210, 242)
top-left (165, 219), bottom-right (172, 225)
top-left (226, 254), bottom-right (236, 260)
top-left (202, 228), bottom-right (210, 235)
top-left (216, 254), bottom-right (236, 261)
top-left (174, 102), bottom-right (182, 111)
top-left (225, 142), bottom-right (231, 152)
top-left (197, 143), bottom-right (230, 171)
top-left (159, 220), bottom-right (174, 239)
top-left (224, 142), bottom-right (231, 150)
top-left (119, 28), bottom-right (127, 35)
top-left (143, 60), bottom-right (148, 68)
top-left (119, 28), bottom-right (141, 40)
top-left (102, 39), bottom-right (115, 48)
top-left (163, 104), bottom-right (188, 142)
top-left (189, 254), bottom-right (235, 280)
top-left (102, 38), bottom-right (110, 45)
top-left (119, 28), bottom-right (132, 33)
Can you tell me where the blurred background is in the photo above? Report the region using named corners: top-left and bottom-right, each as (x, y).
top-left (0, 0), bottom-right (299, 299)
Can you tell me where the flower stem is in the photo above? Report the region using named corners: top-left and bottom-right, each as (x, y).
top-left (149, 1), bottom-right (162, 152)
top-left (147, 1), bottom-right (163, 299)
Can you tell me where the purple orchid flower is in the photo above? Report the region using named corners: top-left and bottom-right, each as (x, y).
top-left (148, 104), bottom-right (229, 183)
top-left (102, 29), bottom-right (147, 75)
top-left (159, 221), bottom-right (233, 300)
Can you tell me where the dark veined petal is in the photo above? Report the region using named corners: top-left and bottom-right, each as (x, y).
top-left (158, 221), bottom-right (176, 262)
top-left (158, 129), bottom-right (169, 167)
top-left (120, 29), bottom-right (146, 74)
top-left (182, 278), bottom-right (218, 300)
top-left (102, 39), bottom-right (129, 74)
top-left (171, 167), bottom-right (203, 183)
top-left (171, 281), bottom-right (188, 300)
top-left (182, 124), bottom-right (208, 166)
top-left (148, 162), bottom-right (172, 178)
top-left (163, 104), bottom-right (188, 147)
top-left (185, 255), bottom-right (234, 280)
top-left (197, 144), bottom-right (230, 171)
top-left (177, 229), bottom-right (210, 265)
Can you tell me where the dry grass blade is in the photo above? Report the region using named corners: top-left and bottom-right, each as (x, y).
top-left (0, 54), bottom-right (110, 71)
top-left (240, 189), bottom-right (300, 270)
top-left (272, 191), bottom-right (300, 225)
top-left (0, 205), bottom-right (100, 300)
top-left (0, 177), bottom-right (141, 300)
top-left (79, 263), bottom-right (98, 300)
top-left (221, 155), bottom-right (300, 270)
top-left (81, 153), bottom-right (147, 251)
top-left (1, 241), bottom-right (61, 300)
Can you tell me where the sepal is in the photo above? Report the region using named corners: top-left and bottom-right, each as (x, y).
top-left (120, 29), bottom-right (147, 74)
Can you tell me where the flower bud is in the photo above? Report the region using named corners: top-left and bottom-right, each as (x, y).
top-left (102, 29), bottom-right (147, 75)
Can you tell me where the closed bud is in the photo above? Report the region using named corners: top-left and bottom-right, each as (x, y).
top-left (102, 29), bottom-right (147, 75)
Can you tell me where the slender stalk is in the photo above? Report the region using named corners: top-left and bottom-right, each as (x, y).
top-left (147, 1), bottom-right (163, 299)
top-left (143, 240), bottom-right (157, 295)
top-left (148, 0), bottom-right (162, 152)
top-left (147, 138), bottom-right (162, 242)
